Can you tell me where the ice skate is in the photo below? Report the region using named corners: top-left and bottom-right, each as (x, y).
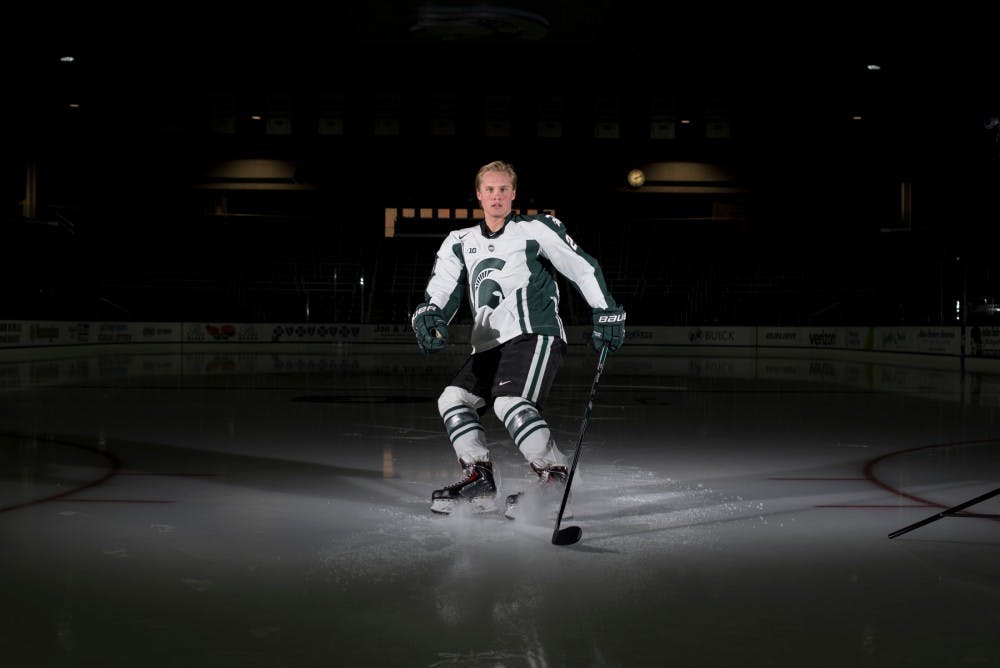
top-left (430, 460), bottom-right (497, 514)
top-left (504, 461), bottom-right (572, 520)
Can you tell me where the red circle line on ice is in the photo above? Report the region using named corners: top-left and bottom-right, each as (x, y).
top-left (863, 439), bottom-right (1000, 521)
top-left (0, 432), bottom-right (122, 513)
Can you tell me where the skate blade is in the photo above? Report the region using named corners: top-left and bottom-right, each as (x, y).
top-left (430, 499), bottom-right (453, 514)
top-left (431, 496), bottom-right (497, 515)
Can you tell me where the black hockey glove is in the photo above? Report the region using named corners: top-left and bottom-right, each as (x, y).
top-left (412, 302), bottom-right (449, 353)
top-left (592, 305), bottom-right (626, 353)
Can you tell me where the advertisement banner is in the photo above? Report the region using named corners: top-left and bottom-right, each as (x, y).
top-left (757, 327), bottom-right (872, 350)
top-left (0, 321), bottom-right (979, 363)
top-left (874, 327), bottom-right (960, 355)
top-left (565, 326), bottom-right (755, 347)
top-left (0, 321), bottom-right (25, 347)
top-left (969, 325), bottom-right (1000, 358)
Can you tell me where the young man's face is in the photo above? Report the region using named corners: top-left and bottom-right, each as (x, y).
top-left (476, 171), bottom-right (516, 221)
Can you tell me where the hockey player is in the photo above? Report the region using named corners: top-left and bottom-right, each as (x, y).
top-left (411, 160), bottom-right (625, 516)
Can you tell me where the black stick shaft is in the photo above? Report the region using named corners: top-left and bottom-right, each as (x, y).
top-left (888, 486), bottom-right (1000, 539)
top-left (552, 343), bottom-right (609, 544)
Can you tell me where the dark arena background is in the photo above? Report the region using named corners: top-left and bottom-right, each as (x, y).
top-left (2, 4), bottom-right (999, 667)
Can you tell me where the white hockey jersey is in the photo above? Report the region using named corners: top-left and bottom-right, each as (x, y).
top-left (421, 213), bottom-right (617, 354)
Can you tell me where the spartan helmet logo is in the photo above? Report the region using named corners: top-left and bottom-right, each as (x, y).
top-left (472, 258), bottom-right (506, 309)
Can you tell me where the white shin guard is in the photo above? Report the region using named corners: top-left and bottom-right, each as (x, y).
top-left (493, 395), bottom-right (567, 467)
top-left (438, 386), bottom-right (489, 463)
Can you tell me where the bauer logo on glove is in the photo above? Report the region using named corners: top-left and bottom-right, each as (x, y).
top-left (591, 306), bottom-right (626, 353)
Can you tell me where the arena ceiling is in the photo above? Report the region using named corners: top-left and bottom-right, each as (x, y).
top-left (4, 2), bottom-right (997, 213)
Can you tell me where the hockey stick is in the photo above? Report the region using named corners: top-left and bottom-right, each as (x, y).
top-left (887, 486), bottom-right (1000, 539)
top-left (552, 342), bottom-right (610, 546)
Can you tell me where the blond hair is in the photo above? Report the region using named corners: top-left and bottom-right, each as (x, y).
top-left (475, 160), bottom-right (517, 191)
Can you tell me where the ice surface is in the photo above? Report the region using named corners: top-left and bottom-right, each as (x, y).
top-left (1, 350), bottom-right (998, 666)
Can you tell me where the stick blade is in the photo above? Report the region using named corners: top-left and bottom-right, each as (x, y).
top-left (552, 525), bottom-right (582, 546)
